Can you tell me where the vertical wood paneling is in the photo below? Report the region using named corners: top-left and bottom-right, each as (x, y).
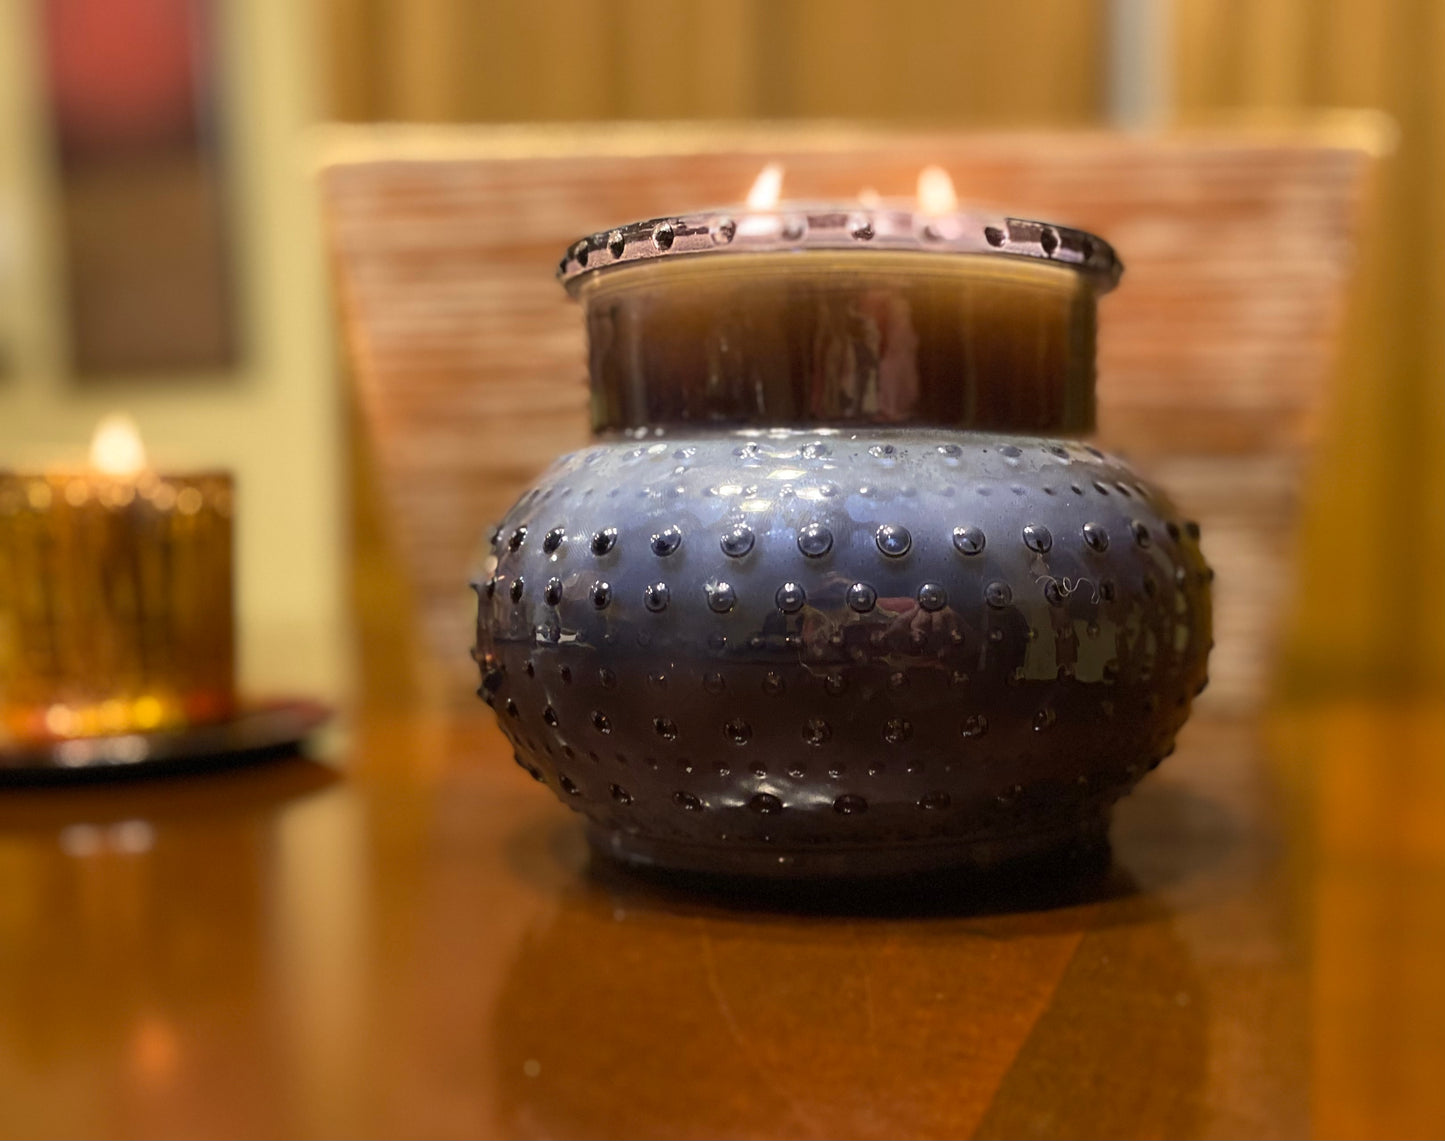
top-left (388, 0), bottom-right (467, 121)
top-left (525, 2), bottom-right (619, 121)
top-left (320, 0), bottom-right (1105, 125)
top-left (613, 0), bottom-right (705, 118)
top-left (318, 0), bottom-right (381, 120)
top-left (775, 0), bottom-right (1103, 123)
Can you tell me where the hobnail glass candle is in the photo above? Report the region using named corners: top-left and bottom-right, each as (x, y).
top-left (472, 205), bottom-right (1212, 878)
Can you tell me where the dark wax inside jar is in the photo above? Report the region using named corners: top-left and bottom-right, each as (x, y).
top-left (580, 252), bottom-right (1097, 435)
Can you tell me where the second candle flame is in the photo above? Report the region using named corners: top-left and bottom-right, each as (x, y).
top-left (745, 163), bottom-right (784, 210)
top-left (916, 165), bottom-right (959, 215)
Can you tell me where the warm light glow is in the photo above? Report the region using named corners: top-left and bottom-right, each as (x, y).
top-left (745, 163), bottom-right (784, 210)
top-left (857, 187), bottom-right (882, 208)
top-left (917, 165), bottom-right (959, 215)
top-left (89, 413), bottom-right (148, 477)
top-left (130, 1012), bottom-right (180, 1086)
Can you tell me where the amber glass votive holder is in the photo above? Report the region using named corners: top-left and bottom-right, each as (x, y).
top-left (0, 469), bottom-right (235, 744)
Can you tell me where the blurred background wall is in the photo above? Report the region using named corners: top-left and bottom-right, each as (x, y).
top-left (2, 0), bottom-right (1441, 703)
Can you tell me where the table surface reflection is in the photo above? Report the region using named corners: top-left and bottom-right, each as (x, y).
top-left (0, 700), bottom-right (1441, 1139)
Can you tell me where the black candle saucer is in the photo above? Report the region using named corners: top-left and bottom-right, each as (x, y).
top-left (0, 700), bottom-right (332, 781)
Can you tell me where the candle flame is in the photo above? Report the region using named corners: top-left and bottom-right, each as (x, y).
top-left (745, 163), bottom-right (784, 210)
top-left (89, 413), bottom-right (148, 477)
top-left (916, 165), bottom-right (958, 215)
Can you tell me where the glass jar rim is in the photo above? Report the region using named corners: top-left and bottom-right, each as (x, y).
top-left (558, 204), bottom-right (1122, 297)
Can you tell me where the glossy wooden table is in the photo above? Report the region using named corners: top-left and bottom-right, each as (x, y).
top-left (0, 700), bottom-right (1441, 1139)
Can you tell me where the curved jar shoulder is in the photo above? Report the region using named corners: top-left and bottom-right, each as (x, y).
top-left (472, 428), bottom-right (1212, 878)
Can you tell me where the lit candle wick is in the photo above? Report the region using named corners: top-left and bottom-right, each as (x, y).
top-left (917, 165), bottom-right (959, 216)
top-left (745, 163), bottom-right (784, 210)
top-left (89, 413), bottom-right (148, 478)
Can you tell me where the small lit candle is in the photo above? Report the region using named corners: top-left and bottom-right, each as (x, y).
top-left (0, 415), bottom-right (235, 743)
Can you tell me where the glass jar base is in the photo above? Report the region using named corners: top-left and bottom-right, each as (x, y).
top-left (586, 810), bottom-right (1113, 882)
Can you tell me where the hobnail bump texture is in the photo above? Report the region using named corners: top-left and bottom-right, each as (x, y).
top-left (473, 428), bottom-right (1212, 877)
